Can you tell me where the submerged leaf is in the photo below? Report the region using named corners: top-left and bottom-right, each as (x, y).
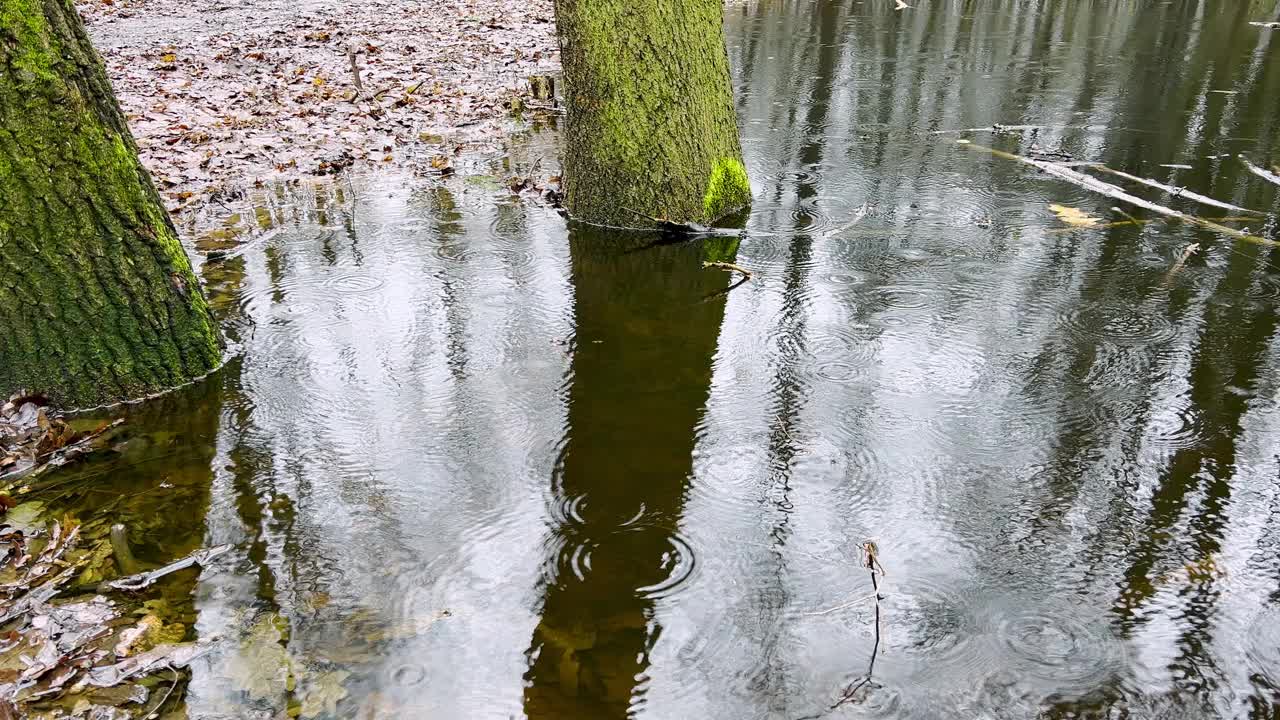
top-left (299, 670), bottom-right (350, 718)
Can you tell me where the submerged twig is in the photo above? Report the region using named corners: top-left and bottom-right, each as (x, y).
top-left (1241, 156), bottom-right (1280, 188)
top-left (1088, 164), bottom-right (1264, 215)
top-left (1111, 206), bottom-right (1142, 226)
top-left (957, 140), bottom-right (1278, 245)
top-left (702, 261), bottom-right (754, 279)
top-left (144, 667), bottom-right (181, 720)
top-left (1164, 242), bottom-right (1201, 284)
top-left (801, 590), bottom-right (877, 617)
top-left (100, 544), bottom-right (232, 592)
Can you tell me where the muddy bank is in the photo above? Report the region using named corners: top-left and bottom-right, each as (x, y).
top-left (77, 0), bottom-right (559, 220)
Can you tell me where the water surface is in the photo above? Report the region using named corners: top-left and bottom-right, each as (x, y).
top-left (61, 1), bottom-right (1280, 717)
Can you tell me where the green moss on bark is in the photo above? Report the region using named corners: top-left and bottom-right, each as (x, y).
top-left (0, 0), bottom-right (221, 407)
top-left (702, 157), bottom-right (750, 220)
top-left (555, 0), bottom-right (751, 226)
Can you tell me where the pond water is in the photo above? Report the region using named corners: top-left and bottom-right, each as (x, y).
top-left (52, 0), bottom-right (1280, 717)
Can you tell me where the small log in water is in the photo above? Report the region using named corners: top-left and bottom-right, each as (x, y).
top-left (957, 141), bottom-right (1278, 246)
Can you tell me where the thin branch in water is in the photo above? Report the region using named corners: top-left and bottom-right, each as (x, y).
top-left (1087, 164), bottom-right (1265, 215)
top-left (144, 667), bottom-right (181, 719)
top-left (1241, 156), bottom-right (1280, 188)
top-left (1110, 206), bottom-right (1142, 226)
top-left (703, 261), bottom-right (754, 279)
top-left (800, 590), bottom-right (877, 617)
top-left (1164, 242), bottom-right (1201, 284)
top-left (956, 140), bottom-right (1278, 246)
top-left (830, 541), bottom-right (885, 712)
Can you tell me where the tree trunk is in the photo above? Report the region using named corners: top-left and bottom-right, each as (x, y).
top-left (0, 0), bottom-right (220, 408)
top-left (554, 0), bottom-right (750, 226)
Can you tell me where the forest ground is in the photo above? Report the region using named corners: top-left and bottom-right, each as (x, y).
top-left (78, 0), bottom-right (559, 218)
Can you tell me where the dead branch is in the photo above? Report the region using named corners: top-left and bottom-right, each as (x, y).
top-left (958, 141), bottom-right (1278, 246)
top-left (100, 543), bottom-right (232, 592)
top-left (1164, 242), bottom-right (1201, 284)
top-left (703, 261), bottom-right (754, 279)
top-left (829, 541), bottom-right (885, 712)
top-left (1088, 165), bottom-right (1264, 216)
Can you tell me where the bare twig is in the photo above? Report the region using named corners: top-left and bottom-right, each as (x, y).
top-left (957, 141), bottom-right (1279, 246)
top-left (1088, 164), bottom-right (1264, 215)
top-left (347, 47), bottom-right (365, 98)
top-left (1164, 243), bottom-right (1201, 284)
top-left (702, 261), bottom-right (754, 279)
top-left (829, 541), bottom-right (885, 712)
top-left (144, 667), bottom-right (181, 719)
top-left (801, 590), bottom-right (877, 617)
top-left (101, 544), bottom-right (232, 592)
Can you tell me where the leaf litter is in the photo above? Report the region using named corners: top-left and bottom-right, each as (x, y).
top-left (0, 394), bottom-right (228, 719)
top-left (76, 0), bottom-right (559, 221)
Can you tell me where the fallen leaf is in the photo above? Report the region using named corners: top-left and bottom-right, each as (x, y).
top-left (1048, 203), bottom-right (1101, 227)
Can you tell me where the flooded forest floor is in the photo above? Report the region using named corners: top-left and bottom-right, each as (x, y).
top-left (77, 0), bottom-right (559, 222)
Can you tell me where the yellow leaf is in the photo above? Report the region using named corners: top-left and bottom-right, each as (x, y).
top-left (1048, 203), bottom-right (1100, 227)
top-left (160, 53), bottom-right (177, 63)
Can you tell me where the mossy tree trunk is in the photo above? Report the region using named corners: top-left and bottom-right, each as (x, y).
top-left (0, 0), bottom-right (220, 408)
top-left (554, 0), bottom-right (750, 226)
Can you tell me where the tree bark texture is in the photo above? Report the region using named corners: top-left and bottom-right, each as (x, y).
top-left (554, 0), bottom-right (751, 226)
top-left (0, 0), bottom-right (220, 407)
